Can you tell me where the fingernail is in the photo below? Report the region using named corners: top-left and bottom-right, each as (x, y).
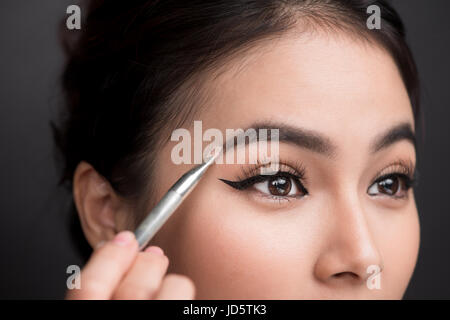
top-left (145, 246), bottom-right (164, 256)
top-left (113, 231), bottom-right (135, 246)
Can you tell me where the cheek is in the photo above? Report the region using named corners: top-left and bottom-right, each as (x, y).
top-left (375, 205), bottom-right (420, 298)
top-left (162, 186), bottom-right (315, 299)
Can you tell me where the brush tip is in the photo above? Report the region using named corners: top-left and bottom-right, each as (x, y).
top-left (204, 146), bottom-right (222, 166)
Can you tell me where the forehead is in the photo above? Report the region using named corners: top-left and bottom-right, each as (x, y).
top-left (200, 32), bottom-right (414, 149)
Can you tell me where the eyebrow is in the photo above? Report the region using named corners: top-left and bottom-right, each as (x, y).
top-left (370, 122), bottom-right (416, 153)
top-left (222, 121), bottom-right (415, 157)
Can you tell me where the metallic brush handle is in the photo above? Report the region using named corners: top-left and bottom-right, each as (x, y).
top-left (134, 190), bottom-right (184, 250)
top-left (133, 149), bottom-right (221, 250)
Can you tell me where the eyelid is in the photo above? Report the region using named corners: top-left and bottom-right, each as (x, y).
top-left (235, 160), bottom-right (307, 183)
top-left (371, 159), bottom-right (416, 184)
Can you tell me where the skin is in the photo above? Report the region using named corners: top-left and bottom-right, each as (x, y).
top-left (69, 29), bottom-right (420, 299)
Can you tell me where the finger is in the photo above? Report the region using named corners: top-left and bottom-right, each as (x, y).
top-left (113, 246), bottom-right (169, 300)
top-left (66, 230), bottom-right (138, 300)
top-left (154, 274), bottom-right (196, 300)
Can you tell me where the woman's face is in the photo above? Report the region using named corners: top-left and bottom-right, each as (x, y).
top-left (144, 32), bottom-right (420, 299)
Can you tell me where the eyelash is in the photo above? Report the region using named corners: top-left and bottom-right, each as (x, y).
top-left (220, 159), bottom-right (416, 201)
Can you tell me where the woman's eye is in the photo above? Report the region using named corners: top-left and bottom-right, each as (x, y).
top-left (253, 174), bottom-right (305, 198)
top-left (367, 174), bottom-right (411, 198)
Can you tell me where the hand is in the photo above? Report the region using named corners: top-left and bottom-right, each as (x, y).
top-left (65, 230), bottom-right (196, 299)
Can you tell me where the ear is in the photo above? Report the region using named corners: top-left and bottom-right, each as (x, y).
top-left (73, 161), bottom-right (131, 249)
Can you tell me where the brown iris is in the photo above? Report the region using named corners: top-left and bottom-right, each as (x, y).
top-left (376, 176), bottom-right (400, 195)
top-left (268, 175), bottom-right (292, 196)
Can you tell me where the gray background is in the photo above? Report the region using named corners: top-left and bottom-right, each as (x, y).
top-left (0, 0), bottom-right (449, 299)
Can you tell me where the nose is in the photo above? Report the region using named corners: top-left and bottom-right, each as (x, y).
top-left (313, 193), bottom-right (383, 287)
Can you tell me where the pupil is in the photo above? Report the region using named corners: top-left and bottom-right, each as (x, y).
top-left (269, 176), bottom-right (291, 196)
top-left (379, 177), bottom-right (399, 195)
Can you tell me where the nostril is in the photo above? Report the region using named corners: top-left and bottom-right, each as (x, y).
top-left (333, 272), bottom-right (359, 280)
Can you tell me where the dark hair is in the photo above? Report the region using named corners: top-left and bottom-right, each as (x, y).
top-left (53, 0), bottom-right (420, 259)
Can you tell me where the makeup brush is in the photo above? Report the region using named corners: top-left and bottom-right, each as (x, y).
top-left (134, 147), bottom-right (222, 250)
